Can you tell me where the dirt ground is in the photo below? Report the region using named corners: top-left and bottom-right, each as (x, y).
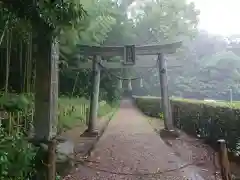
top-left (61, 100), bottom-right (240, 180)
top-left (63, 100), bottom-right (227, 180)
top-left (147, 116), bottom-right (220, 180)
top-left (147, 115), bottom-right (240, 180)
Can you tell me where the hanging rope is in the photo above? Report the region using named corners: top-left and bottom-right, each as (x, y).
top-left (140, 78), bottom-right (143, 88)
top-left (97, 60), bottom-right (158, 92)
top-left (131, 68), bottom-right (153, 95)
top-left (98, 61), bottom-right (157, 81)
top-left (128, 79), bottom-right (132, 90)
top-left (118, 79), bottom-right (122, 89)
top-left (0, 16), bottom-right (10, 46)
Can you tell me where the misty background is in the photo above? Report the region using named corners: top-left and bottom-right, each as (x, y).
top-left (1, 0), bottom-right (240, 102)
top-left (130, 0), bottom-right (240, 101)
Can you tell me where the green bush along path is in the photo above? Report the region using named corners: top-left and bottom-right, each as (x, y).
top-left (135, 97), bottom-right (240, 155)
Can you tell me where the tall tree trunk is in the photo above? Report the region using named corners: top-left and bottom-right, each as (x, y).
top-left (26, 41), bottom-right (30, 93)
top-left (0, 19), bottom-right (9, 46)
top-left (23, 43), bottom-right (27, 92)
top-left (26, 33), bottom-right (32, 93)
top-left (33, 30), bottom-right (59, 180)
top-left (5, 29), bottom-right (11, 93)
top-left (19, 40), bottom-right (23, 92)
top-left (23, 33), bottom-right (33, 94)
top-left (28, 32), bottom-right (33, 92)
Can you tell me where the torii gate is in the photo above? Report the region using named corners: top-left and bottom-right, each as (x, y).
top-left (31, 41), bottom-right (181, 179)
top-left (33, 40), bottom-right (181, 144)
top-left (70, 41), bottom-right (182, 133)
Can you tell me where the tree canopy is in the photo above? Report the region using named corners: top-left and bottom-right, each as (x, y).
top-left (0, 0), bottom-right (206, 102)
top-left (132, 30), bottom-right (240, 100)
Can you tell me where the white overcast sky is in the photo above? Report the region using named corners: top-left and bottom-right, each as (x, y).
top-left (189, 0), bottom-right (240, 36)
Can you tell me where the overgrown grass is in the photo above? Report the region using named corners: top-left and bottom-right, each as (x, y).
top-left (0, 92), bottom-right (117, 133)
top-left (98, 101), bottom-right (119, 117)
top-left (58, 97), bottom-right (118, 131)
top-left (58, 97), bottom-right (89, 130)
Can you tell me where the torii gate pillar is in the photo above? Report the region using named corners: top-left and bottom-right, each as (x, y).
top-left (158, 53), bottom-right (173, 130)
top-left (87, 55), bottom-right (101, 133)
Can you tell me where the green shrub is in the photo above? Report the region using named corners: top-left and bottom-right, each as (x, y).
top-left (134, 97), bottom-right (240, 154)
top-left (134, 97), bottom-right (162, 117)
top-left (0, 93), bottom-right (32, 112)
top-left (133, 96), bottom-right (237, 116)
top-left (0, 129), bottom-right (38, 180)
top-left (171, 101), bottom-right (240, 153)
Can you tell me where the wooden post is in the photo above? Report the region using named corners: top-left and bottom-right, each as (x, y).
top-left (158, 53), bottom-right (173, 130)
top-left (34, 36), bottom-right (59, 140)
top-left (229, 89), bottom-right (233, 104)
top-left (87, 55), bottom-right (101, 133)
top-left (86, 107), bottom-right (89, 124)
top-left (218, 139), bottom-right (232, 180)
top-left (168, 99), bottom-right (173, 127)
top-left (33, 34), bottom-right (59, 180)
top-left (48, 139), bottom-right (57, 180)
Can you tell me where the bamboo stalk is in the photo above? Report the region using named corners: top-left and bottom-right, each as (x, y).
top-left (71, 72), bottom-right (80, 97)
top-left (23, 41), bottom-right (27, 93)
top-left (9, 112), bottom-right (12, 135)
top-left (80, 104), bottom-right (82, 116)
top-left (29, 109), bottom-right (34, 136)
top-left (29, 32), bottom-right (33, 92)
top-left (86, 107), bottom-right (89, 125)
top-left (0, 18), bottom-right (9, 46)
top-left (82, 104), bottom-right (84, 115)
top-left (24, 111), bottom-right (27, 131)
top-left (19, 40), bottom-right (23, 77)
top-left (31, 109), bottom-right (34, 124)
top-left (20, 111), bottom-right (23, 130)
top-left (26, 40), bottom-right (30, 93)
top-left (83, 104), bottom-right (85, 115)
top-left (17, 112), bottom-right (20, 133)
top-left (5, 29), bottom-right (11, 93)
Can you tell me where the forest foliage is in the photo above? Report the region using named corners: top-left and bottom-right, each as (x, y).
top-left (0, 0), bottom-right (200, 103)
top-left (132, 31), bottom-right (240, 100)
top-left (1, 0), bottom-right (239, 102)
top-left (0, 0), bottom-right (239, 179)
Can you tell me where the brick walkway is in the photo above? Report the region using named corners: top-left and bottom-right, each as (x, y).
top-left (66, 100), bottom-right (204, 180)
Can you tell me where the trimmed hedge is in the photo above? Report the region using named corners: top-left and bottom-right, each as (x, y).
top-left (134, 97), bottom-right (240, 154)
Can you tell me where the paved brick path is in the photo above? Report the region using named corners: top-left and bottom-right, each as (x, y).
top-left (66, 100), bottom-right (204, 180)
